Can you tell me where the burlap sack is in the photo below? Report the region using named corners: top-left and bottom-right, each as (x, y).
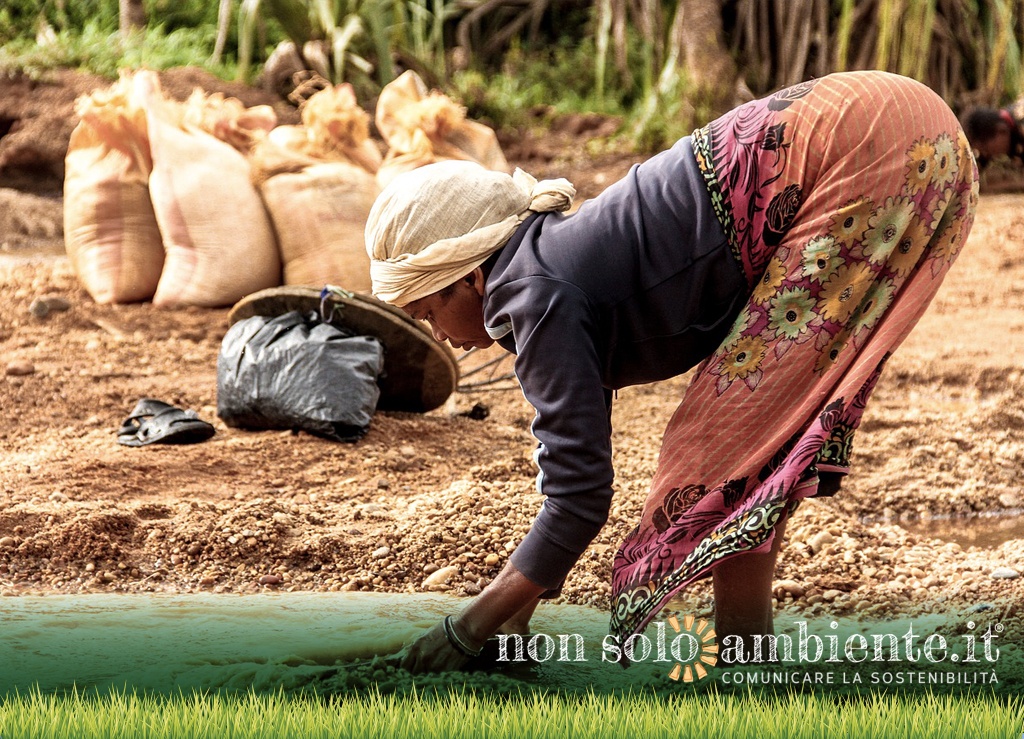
top-left (251, 84), bottom-right (380, 290)
top-left (144, 90), bottom-right (280, 308)
top-left (63, 71), bottom-right (164, 304)
top-left (181, 89), bottom-right (277, 153)
top-left (256, 156), bottom-right (378, 291)
top-left (375, 70), bottom-right (509, 188)
top-left (300, 83), bottom-right (382, 172)
top-left (264, 84), bottom-right (381, 173)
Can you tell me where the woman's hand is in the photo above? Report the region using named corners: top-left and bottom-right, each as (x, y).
top-left (393, 561), bottom-right (548, 673)
top-left (394, 618), bottom-right (475, 673)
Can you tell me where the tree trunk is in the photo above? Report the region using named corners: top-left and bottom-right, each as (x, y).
top-left (213, 0), bottom-right (233, 64)
top-left (119, 0), bottom-right (146, 35)
top-left (674, 0), bottom-right (737, 106)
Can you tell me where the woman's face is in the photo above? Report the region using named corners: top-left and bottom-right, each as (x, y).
top-left (401, 269), bottom-right (495, 351)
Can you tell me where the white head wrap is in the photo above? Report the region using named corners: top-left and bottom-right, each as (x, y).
top-left (365, 160), bottom-right (575, 306)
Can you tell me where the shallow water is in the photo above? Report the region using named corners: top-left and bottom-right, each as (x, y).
top-left (0, 592), bottom-right (650, 694)
top-left (894, 510), bottom-right (1024, 549)
top-left (0, 249), bottom-right (65, 264)
top-left (1, 592), bottom-right (1020, 696)
top-left (0, 592), bottom-right (423, 693)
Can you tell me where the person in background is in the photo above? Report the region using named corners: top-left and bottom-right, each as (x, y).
top-left (961, 101), bottom-right (1024, 168)
top-left (365, 71), bottom-right (979, 672)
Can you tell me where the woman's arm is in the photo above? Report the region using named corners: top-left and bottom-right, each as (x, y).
top-left (399, 278), bottom-right (613, 672)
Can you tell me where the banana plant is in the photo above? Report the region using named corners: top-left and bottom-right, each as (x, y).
top-left (237, 0), bottom-right (389, 85)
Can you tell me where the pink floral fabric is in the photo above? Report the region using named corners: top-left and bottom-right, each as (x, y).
top-left (610, 71), bottom-right (979, 641)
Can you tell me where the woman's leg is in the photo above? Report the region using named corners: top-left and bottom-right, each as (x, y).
top-left (712, 516), bottom-right (787, 660)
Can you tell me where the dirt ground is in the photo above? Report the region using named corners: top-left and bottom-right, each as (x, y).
top-left (0, 69), bottom-right (1022, 641)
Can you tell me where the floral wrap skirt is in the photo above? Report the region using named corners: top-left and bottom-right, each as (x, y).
top-left (609, 71), bottom-right (979, 640)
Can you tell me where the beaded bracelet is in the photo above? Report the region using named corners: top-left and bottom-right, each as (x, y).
top-left (442, 615), bottom-right (483, 658)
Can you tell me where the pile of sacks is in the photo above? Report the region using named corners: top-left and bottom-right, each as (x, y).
top-left (64, 70), bottom-right (509, 307)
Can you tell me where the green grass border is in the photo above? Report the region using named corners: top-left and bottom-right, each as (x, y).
top-left (0, 687), bottom-right (1021, 739)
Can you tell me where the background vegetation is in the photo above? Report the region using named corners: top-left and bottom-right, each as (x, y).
top-left (2, 0), bottom-right (1023, 150)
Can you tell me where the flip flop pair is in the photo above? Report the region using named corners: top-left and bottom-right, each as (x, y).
top-left (116, 398), bottom-right (216, 447)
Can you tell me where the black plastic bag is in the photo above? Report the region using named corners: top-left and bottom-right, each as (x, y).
top-left (217, 310), bottom-right (384, 442)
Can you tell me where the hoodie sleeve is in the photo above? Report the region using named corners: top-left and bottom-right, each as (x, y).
top-left (488, 275), bottom-right (615, 590)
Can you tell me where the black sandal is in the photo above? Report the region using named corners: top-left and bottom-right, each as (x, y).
top-left (116, 398), bottom-right (216, 447)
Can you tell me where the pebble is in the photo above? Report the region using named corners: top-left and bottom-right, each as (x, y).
top-left (423, 563), bottom-right (439, 574)
top-left (422, 565), bottom-right (459, 589)
top-left (807, 530), bottom-right (835, 553)
top-left (775, 579), bottom-right (805, 598)
top-left (0, 537), bottom-right (15, 549)
top-left (990, 567), bottom-right (1021, 580)
top-left (259, 574), bottom-right (284, 585)
top-left (822, 589), bottom-right (843, 602)
top-left (998, 492), bottom-right (1022, 508)
top-left (371, 546), bottom-right (390, 559)
top-left (5, 360), bottom-right (35, 377)
top-left (483, 554), bottom-right (500, 567)
top-left (28, 296), bottom-right (71, 318)
top-left (459, 403), bottom-right (490, 421)
top-left (29, 299), bottom-right (49, 318)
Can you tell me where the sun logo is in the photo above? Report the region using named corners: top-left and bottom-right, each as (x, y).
top-left (666, 614), bottom-right (718, 683)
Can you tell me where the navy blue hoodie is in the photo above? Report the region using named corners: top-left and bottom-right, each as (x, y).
top-left (482, 136), bottom-right (750, 590)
